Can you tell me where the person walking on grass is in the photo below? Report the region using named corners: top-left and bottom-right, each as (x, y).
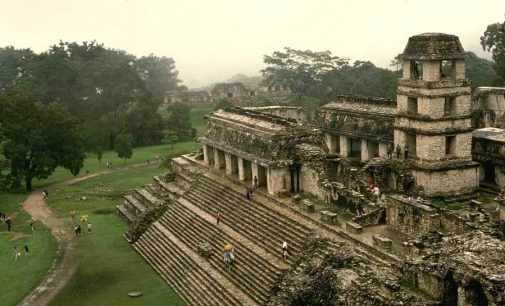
top-left (74, 224), bottom-right (81, 236)
top-left (14, 246), bottom-right (21, 261)
top-left (24, 244), bottom-right (29, 256)
top-left (87, 222), bottom-right (92, 233)
top-left (5, 217), bottom-right (12, 231)
top-left (29, 219), bottom-right (35, 232)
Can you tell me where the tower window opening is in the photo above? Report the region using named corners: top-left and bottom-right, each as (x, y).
top-left (410, 60), bottom-right (423, 80)
top-left (407, 97), bottom-right (418, 115)
top-left (446, 136), bottom-right (456, 156)
top-left (440, 60), bottom-right (455, 79)
top-left (444, 96), bottom-right (457, 116)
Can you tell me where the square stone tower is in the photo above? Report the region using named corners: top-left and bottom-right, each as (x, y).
top-left (395, 33), bottom-right (479, 198)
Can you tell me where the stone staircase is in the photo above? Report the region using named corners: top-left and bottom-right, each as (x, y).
top-left (125, 165), bottom-right (315, 305)
top-left (182, 175), bottom-right (314, 262)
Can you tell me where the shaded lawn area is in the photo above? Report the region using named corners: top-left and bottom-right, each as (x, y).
top-left (33, 141), bottom-right (198, 189)
top-left (48, 165), bottom-right (185, 306)
top-left (0, 193), bottom-right (58, 306)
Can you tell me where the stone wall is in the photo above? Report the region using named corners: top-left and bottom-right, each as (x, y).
top-left (413, 167), bottom-right (479, 196)
top-left (386, 195), bottom-right (440, 235)
top-left (473, 87), bottom-right (505, 128)
top-left (300, 165), bottom-right (324, 200)
top-left (244, 106), bottom-right (306, 122)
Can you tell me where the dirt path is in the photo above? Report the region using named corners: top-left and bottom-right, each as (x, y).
top-left (17, 162), bottom-right (156, 306)
top-left (18, 191), bottom-right (77, 306)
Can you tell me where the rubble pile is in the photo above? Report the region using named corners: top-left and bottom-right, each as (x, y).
top-left (268, 237), bottom-right (433, 306)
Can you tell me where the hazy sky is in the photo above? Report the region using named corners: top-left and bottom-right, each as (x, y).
top-left (1, 0), bottom-right (504, 88)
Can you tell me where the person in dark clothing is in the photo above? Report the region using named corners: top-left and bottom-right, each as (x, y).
top-left (5, 217), bottom-right (12, 231)
top-left (216, 211), bottom-right (222, 225)
top-left (74, 224), bottom-right (81, 236)
top-left (24, 244), bottom-right (29, 255)
top-left (395, 144), bottom-right (402, 159)
top-left (404, 145), bottom-right (409, 159)
top-left (245, 187), bottom-right (251, 200)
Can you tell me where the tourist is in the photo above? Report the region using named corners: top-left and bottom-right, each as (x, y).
top-left (253, 176), bottom-right (258, 190)
top-left (216, 211), bottom-right (221, 225)
top-left (372, 185), bottom-right (380, 203)
top-left (87, 222), bottom-right (92, 233)
top-left (14, 246), bottom-right (21, 261)
top-left (282, 241), bottom-right (288, 261)
top-left (245, 187), bottom-right (251, 200)
top-left (30, 219), bottom-right (35, 232)
top-left (74, 224), bottom-right (81, 236)
top-left (24, 244), bottom-right (29, 255)
top-left (387, 144), bottom-right (393, 159)
top-left (404, 145), bottom-right (409, 159)
top-left (42, 189), bottom-right (49, 200)
top-left (395, 144), bottom-right (401, 159)
top-left (5, 217), bottom-right (12, 231)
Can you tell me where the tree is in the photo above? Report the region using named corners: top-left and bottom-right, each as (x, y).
top-left (465, 52), bottom-right (503, 88)
top-left (165, 102), bottom-right (194, 139)
top-left (262, 47), bottom-right (349, 100)
top-left (114, 133), bottom-right (133, 163)
top-left (0, 89), bottom-right (85, 191)
top-left (481, 19), bottom-right (505, 83)
top-left (136, 54), bottom-right (181, 100)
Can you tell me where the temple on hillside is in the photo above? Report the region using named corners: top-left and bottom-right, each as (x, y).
top-left (119, 33), bottom-right (505, 306)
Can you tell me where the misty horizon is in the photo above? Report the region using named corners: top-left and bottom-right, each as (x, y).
top-left (1, 0), bottom-right (504, 88)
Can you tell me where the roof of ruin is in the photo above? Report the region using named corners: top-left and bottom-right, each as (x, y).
top-left (473, 127), bottom-right (505, 143)
top-left (209, 108), bottom-right (297, 134)
top-left (402, 33), bottom-right (465, 60)
top-left (321, 95), bottom-right (396, 116)
top-left (473, 86), bottom-right (505, 98)
top-left (244, 106), bottom-right (303, 111)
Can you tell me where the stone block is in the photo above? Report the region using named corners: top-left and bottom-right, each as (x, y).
top-left (320, 210), bottom-right (338, 225)
top-left (198, 242), bottom-right (212, 259)
top-left (373, 235), bottom-right (392, 250)
top-left (301, 199), bottom-right (315, 213)
top-left (346, 221), bottom-right (363, 234)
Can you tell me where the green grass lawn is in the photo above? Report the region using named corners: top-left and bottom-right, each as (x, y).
top-left (0, 193), bottom-right (58, 306)
top-left (48, 164), bottom-right (185, 306)
top-left (0, 141), bottom-right (199, 306)
top-left (33, 141), bottom-right (199, 189)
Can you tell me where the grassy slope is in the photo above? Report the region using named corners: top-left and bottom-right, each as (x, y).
top-left (189, 104), bottom-right (214, 137)
top-left (48, 165), bottom-right (185, 306)
top-left (0, 193), bottom-right (58, 306)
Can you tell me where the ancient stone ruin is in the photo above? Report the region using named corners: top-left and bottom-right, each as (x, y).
top-left (118, 33), bottom-right (505, 305)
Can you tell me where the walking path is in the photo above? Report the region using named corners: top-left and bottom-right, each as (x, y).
top-left (17, 162), bottom-right (155, 306)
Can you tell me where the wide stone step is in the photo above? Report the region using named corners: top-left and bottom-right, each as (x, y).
top-left (135, 234), bottom-right (215, 306)
top-left (124, 194), bottom-right (147, 213)
top-left (142, 230), bottom-right (241, 306)
top-left (141, 227), bottom-right (251, 306)
top-left (164, 202), bottom-right (283, 279)
top-left (147, 227), bottom-right (257, 306)
top-left (198, 176), bottom-right (313, 234)
top-left (184, 190), bottom-right (305, 254)
top-left (166, 200), bottom-right (284, 278)
top-left (158, 212), bottom-right (272, 304)
top-left (195, 178), bottom-right (312, 240)
top-left (183, 192), bottom-right (301, 262)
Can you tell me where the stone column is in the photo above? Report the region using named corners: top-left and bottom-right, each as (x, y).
top-left (203, 145), bottom-right (210, 165)
top-left (339, 136), bottom-right (349, 157)
top-left (224, 152), bottom-right (232, 175)
top-left (268, 167), bottom-right (290, 195)
top-left (361, 139), bottom-right (369, 162)
top-left (214, 149), bottom-right (221, 170)
top-left (325, 133), bottom-right (337, 154)
top-left (379, 143), bottom-right (388, 158)
top-left (238, 157), bottom-right (245, 181)
top-left (251, 162), bottom-right (259, 188)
